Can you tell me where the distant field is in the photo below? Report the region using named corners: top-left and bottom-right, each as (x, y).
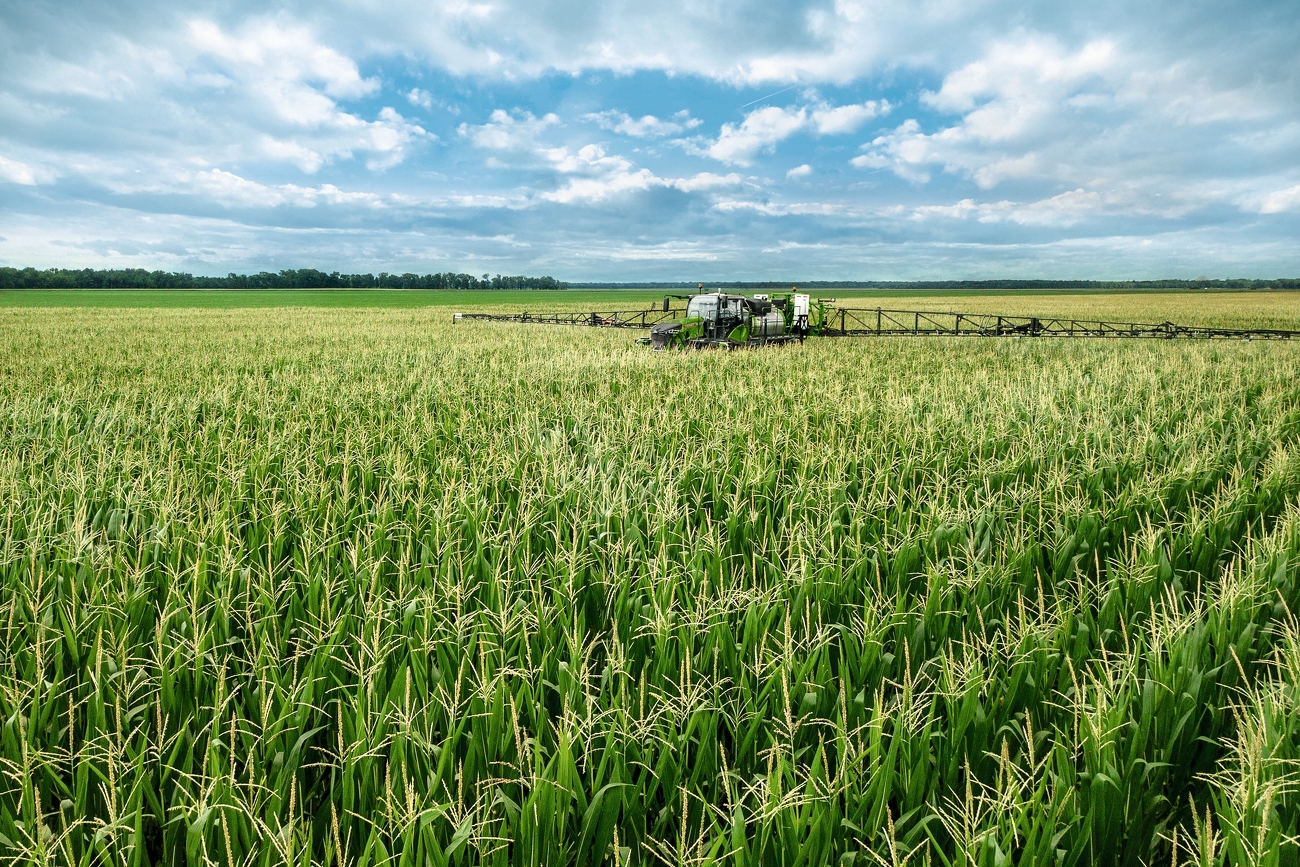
top-left (2, 296), bottom-right (1298, 864)
top-left (7, 286), bottom-right (1295, 333)
top-left (0, 288), bottom-right (649, 308)
top-left (0, 285), bottom-right (1292, 310)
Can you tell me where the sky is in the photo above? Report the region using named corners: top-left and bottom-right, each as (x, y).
top-left (0, 0), bottom-right (1298, 281)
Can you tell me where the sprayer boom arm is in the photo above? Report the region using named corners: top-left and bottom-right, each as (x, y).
top-left (455, 305), bottom-right (1300, 341)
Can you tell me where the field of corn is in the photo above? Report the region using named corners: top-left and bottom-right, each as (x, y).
top-left (2, 292), bottom-right (1300, 866)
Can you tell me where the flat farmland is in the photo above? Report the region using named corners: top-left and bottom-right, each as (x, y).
top-left (2, 287), bottom-right (1297, 324)
top-left (2, 293), bottom-right (1299, 865)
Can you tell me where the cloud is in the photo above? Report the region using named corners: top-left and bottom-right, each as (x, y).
top-left (404, 87), bottom-right (460, 116)
top-left (180, 20), bottom-right (431, 173)
top-left (0, 155), bottom-right (39, 185)
top-left (189, 168), bottom-right (388, 208)
top-left (901, 186), bottom-right (1207, 227)
top-left (712, 199), bottom-right (848, 217)
top-left (364, 107), bottom-right (432, 170)
top-left (340, 0), bottom-right (870, 83)
top-left (329, 0), bottom-right (1140, 86)
top-left (542, 169), bottom-right (660, 203)
top-left (694, 98), bottom-right (889, 165)
top-left (447, 194), bottom-right (515, 209)
top-left (786, 164), bottom-right (811, 178)
top-left (851, 120), bottom-right (928, 181)
top-left (251, 106), bottom-right (430, 173)
top-left (850, 31), bottom-right (1300, 213)
top-left (698, 106), bottom-right (808, 165)
top-left (2, 16), bottom-right (435, 180)
top-left (851, 37), bottom-right (1128, 188)
top-left (541, 144), bottom-right (741, 202)
top-left (670, 172), bottom-right (742, 192)
top-left (919, 38), bottom-right (1117, 120)
top-left (761, 240), bottom-right (830, 252)
top-left (585, 109), bottom-right (701, 137)
top-left (79, 164), bottom-right (401, 210)
top-left (260, 137), bottom-right (330, 174)
top-left (810, 100), bottom-right (889, 134)
top-left (13, 33), bottom-right (182, 102)
top-left (1258, 184), bottom-right (1300, 214)
top-left (187, 19), bottom-right (377, 102)
top-left (459, 109), bottom-right (560, 150)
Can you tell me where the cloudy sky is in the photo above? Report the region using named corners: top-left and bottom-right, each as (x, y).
top-left (1, 0), bottom-right (1297, 280)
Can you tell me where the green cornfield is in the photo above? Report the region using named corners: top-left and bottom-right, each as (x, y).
top-left (2, 296), bottom-right (1300, 866)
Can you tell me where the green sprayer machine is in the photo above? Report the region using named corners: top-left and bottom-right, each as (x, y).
top-left (453, 288), bottom-right (1300, 348)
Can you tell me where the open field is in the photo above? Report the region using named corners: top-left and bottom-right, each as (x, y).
top-left (0, 289), bottom-right (651, 309)
top-left (2, 294), bottom-right (1300, 865)
top-left (0, 287), bottom-right (1294, 312)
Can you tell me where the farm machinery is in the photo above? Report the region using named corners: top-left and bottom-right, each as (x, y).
top-left (643, 290), bottom-right (831, 349)
top-left (452, 288), bottom-right (1300, 347)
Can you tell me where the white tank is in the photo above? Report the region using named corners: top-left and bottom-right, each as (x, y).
top-left (750, 309), bottom-right (786, 338)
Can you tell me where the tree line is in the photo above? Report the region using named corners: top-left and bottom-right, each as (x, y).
top-left (0, 268), bottom-right (568, 290)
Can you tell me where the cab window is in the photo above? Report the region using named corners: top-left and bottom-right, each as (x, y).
top-left (687, 296), bottom-right (718, 319)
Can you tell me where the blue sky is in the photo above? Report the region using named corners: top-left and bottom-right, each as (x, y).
top-left (1, 0), bottom-right (1297, 280)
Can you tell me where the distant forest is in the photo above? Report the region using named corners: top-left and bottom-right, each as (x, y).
top-left (0, 267), bottom-right (568, 290)
top-left (571, 278), bottom-right (1300, 290)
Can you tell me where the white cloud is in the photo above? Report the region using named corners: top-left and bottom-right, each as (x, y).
top-left (188, 19), bottom-right (376, 101)
top-left (712, 199), bottom-right (848, 216)
top-left (0, 155), bottom-right (39, 185)
top-left (920, 38), bottom-right (1116, 119)
top-left (761, 240), bottom-right (831, 252)
top-left (903, 187), bottom-right (1196, 226)
top-left (850, 32), bottom-right (1300, 211)
top-left (446, 194), bottom-right (514, 208)
top-left (405, 87), bottom-right (459, 115)
top-left (173, 168), bottom-right (389, 209)
top-left (459, 109), bottom-right (560, 150)
top-left (1007, 188), bottom-right (1113, 224)
top-left (585, 109), bottom-right (701, 137)
top-left (694, 98), bottom-right (889, 165)
top-left (542, 168), bottom-right (661, 203)
top-left (851, 37), bottom-right (1134, 188)
top-left (365, 107), bottom-right (431, 170)
top-left (1259, 184), bottom-right (1300, 214)
top-left (908, 197), bottom-right (1022, 223)
top-left (810, 100), bottom-right (889, 134)
top-left (543, 143), bottom-right (630, 174)
top-left (851, 120), bottom-right (931, 182)
top-left (340, 0), bottom-right (1077, 86)
top-left (539, 144), bottom-right (662, 202)
top-left (699, 106), bottom-right (808, 165)
top-left (190, 168), bottom-right (314, 208)
top-left (254, 106), bottom-right (430, 173)
top-left (786, 164), bottom-right (811, 178)
top-left (453, 120), bottom-right (745, 204)
top-left (179, 20), bottom-right (431, 172)
top-left (260, 137), bottom-right (328, 174)
top-left (671, 172), bottom-right (742, 192)
top-left (559, 240), bottom-right (727, 263)
top-left (540, 145), bottom-right (741, 202)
